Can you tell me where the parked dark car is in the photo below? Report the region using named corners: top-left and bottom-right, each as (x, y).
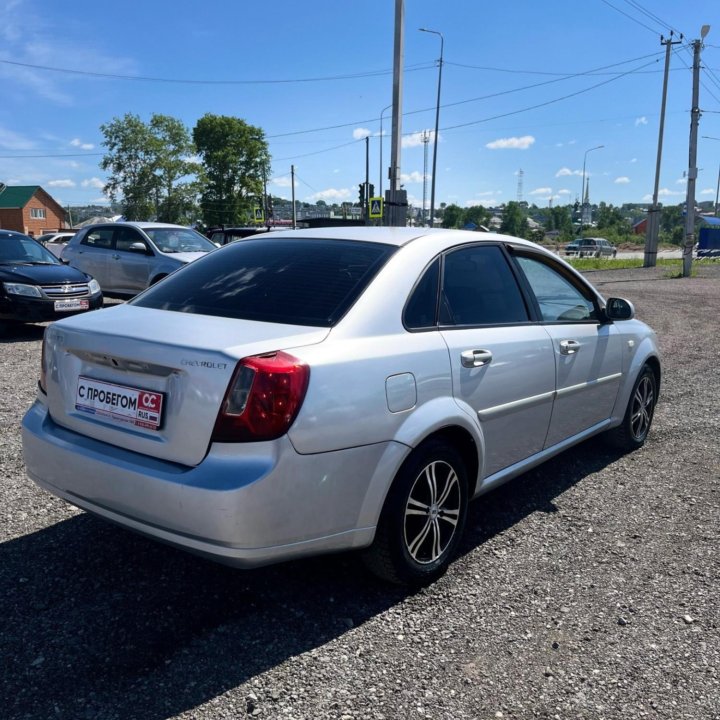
top-left (0, 229), bottom-right (102, 326)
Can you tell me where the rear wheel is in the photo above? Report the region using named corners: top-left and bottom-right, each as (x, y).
top-left (363, 439), bottom-right (469, 585)
top-left (607, 364), bottom-right (657, 451)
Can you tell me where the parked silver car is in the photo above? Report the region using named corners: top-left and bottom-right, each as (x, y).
top-left (23, 228), bottom-right (660, 584)
top-left (60, 221), bottom-right (216, 296)
top-left (571, 237), bottom-right (617, 258)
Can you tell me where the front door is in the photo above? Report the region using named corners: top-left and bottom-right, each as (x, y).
top-left (438, 245), bottom-right (556, 478)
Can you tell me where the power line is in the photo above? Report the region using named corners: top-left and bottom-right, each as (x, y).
top-left (441, 57), bottom-right (660, 133)
top-left (267, 51), bottom-right (664, 139)
top-left (622, 0), bottom-right (683, 36)
top-left (598, 0), bottom-right (659, 35)
top-left (0, 57), bottom-right (435, 85)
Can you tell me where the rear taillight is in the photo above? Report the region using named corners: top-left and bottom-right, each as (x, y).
top-left (211, 351), bottom-right (310, 442)
top-left (39, 332), bottom-right (48, 394)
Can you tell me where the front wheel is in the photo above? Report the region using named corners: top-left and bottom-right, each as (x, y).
top-left (363, 439), bottom-right (469, 585)
top-left (606, 364), bottom-right (657, 451)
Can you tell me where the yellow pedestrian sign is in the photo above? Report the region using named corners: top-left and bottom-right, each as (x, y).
top-left (254, 207), bottom-right (264, 223)
top-left (368, 197), bottom-right (383, 219)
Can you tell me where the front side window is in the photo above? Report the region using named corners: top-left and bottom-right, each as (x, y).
top-left (439, 245), bottom-right (528, 326)
top-left (114, 228), bottom-right (148, 253)
top-left (132, 237), bottom-right (396, 327)
top-left (515, 255), bottom-right (598, 322)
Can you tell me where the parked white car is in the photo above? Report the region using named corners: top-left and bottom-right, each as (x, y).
top-left (23, 228), bottom-right (660, 584)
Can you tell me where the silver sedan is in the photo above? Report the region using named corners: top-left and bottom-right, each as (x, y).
top-left (22, 228), bottom-right (660, 584)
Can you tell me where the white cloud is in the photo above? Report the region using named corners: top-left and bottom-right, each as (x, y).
top-left (89, 196), bottom-right (111, 204)
top-left (556, 167), bottom-right (582, 177)
top-left (48, 179), bottom-right (76, 188)
top-left (615, 176), bottom-right (630, 184)
top-left (402, 130), bottom-right (436, 148)
top-left (353, 127), bottom-right (372, 140)
top-left (557, 189), bottom-right (572, 195)
top-left (653, 188), bottom-right (685, 198)
top-left (464, 194), bottom-right (502, 207)
top-left (70, 138), bottom-right (95, 150)
top-left (81, 177), bottom-right (105, 189)
top-left (635, 116), bottom-right (648, 126)
top-left (271, 176), bottom-right (293, 188)
top-left (486, 135), bottom-right (535, 150)
top-left (568, 140), bottom-right (577, 145)
top-left (400, 171), bottom-right (426, 184)
top-left (630, 158), bottom-right (638, 163)
top-left (309, 188), bottom-right (352, 202)
top-left (530, 187), bottom-right (552, 195)
top-left (676, 176), bottom-right (687, 185)
top-left (700, 188), bottom-right (716, 195)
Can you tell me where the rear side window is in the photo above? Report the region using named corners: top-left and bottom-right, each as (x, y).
top-left (132, 238), bottom-right (396, 327)
top-left (439, 245), bottom-right (529, 326)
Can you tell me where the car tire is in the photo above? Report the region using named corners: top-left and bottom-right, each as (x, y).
top-left (606, 364), bottom-right (657, 451)
top-left (363, 439), bottom-right (469, 585)
top-left (595, 251), bottom-right (601, 258)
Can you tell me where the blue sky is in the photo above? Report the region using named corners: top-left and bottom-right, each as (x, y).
top-left (1, 0), bottom-right (718, 213)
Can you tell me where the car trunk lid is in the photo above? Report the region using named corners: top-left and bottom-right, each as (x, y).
top-left (42, 304), bottom-right (329, 466)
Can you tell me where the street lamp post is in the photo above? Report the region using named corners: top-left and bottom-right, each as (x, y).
top-left (702, 136), bottom-right (720, 216)
top-left (580, 145), bottom-right (604, 230)
top-left (419, 27), bottom-right (444, 228)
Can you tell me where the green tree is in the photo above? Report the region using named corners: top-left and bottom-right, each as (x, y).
top-left (463, 204), bottom-right (491, 229)
top-left (100, 113), bottom-right (198, 222)
top-left (441, 203), bottom-right (464, 228)
top-left (193, 114), bottom-right (271, 227)
top-left (499, 201), bottom-right (529, 237)
top-left (546, 206), bottom-right (574, 236)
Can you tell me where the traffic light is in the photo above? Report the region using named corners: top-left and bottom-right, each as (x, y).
top-left (358, 183), bottom-right (365, 206)
top-left (368, 183), bottom-right (375, 199)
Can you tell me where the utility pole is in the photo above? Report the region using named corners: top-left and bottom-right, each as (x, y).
top-left (291, 164), bottom-right (297, 230)
top-left (644, 33), bottom-right (682, 267)
top-left (683, 28), bottom-right (709, 278)
top-left (387, 0), bottom-right (407, 227)
top-left (365, 135), bottom-right (370, 224)
top-left (422, 130), bottom-right (430, 225)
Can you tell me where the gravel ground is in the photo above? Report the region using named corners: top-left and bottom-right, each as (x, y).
top-left (1, 264), bottom-right (719, 720)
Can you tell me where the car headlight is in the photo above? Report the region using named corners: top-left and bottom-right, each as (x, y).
top-left (88, 278), bottom-right (101, 295)
top-left (3, 282), bottom-right (43, 298)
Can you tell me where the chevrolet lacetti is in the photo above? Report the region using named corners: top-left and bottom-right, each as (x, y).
top-left (22, 228), bottom-right (660, 584)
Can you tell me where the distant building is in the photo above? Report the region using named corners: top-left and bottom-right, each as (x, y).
top-left (0, 185), bottom-right (67, 236)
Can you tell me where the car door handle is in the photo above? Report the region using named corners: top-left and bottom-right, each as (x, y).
top-left (461, 349), bottom-right (493, 368)
top-left (559, 340), bottom-right (581, 355)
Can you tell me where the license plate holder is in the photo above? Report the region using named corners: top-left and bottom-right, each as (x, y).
top-left (75, 376), bottom-right (164, 430)
top-left (54, 298), bottom-right (89, 312)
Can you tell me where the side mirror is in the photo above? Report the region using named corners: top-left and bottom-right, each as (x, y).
top-left (604, 297), bottom-right (635, 321)
top-left (128, 242), bottom-right (149, 254)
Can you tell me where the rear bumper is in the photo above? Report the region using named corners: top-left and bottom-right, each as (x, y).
top-left (22, 400), bottom-right (396, 567)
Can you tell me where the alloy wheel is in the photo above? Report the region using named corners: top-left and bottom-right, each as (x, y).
top-left (403, 460), bottom-right (461, 564)
top-left (630, 375), bottom-right (655, 440)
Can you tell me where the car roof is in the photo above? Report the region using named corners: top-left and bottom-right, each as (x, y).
top-left (80, 221), bottom-right (190, 230)
top-left (254, 226), bottom-right (540, 250)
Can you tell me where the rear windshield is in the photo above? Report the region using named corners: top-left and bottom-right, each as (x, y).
top-left (131, 237), bottom-right (396, 327)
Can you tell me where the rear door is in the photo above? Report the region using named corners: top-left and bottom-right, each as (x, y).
top-left (437, 244), bottom-right (556, 477)
top-left (512, 252), bottom-right (622, 447)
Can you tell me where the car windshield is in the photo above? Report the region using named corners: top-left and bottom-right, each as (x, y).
top-left (132, 237), bottom-right (397, 327)
top-left (143, 227), bottom-right (216, 254)
top-left (0, 234), bottom-right (61, 265)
